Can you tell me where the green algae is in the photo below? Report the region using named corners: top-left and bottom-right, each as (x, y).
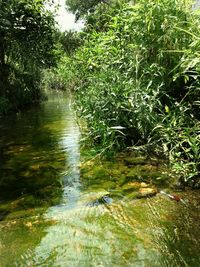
top-left (80, 152), bottom-right (171, 202)
top-left (0, 214), bottom-right (57, 267)
top-left (0, 92), bottom-right (200, 267)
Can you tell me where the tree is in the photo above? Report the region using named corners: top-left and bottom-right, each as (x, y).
top-left (58, 30), bottom-right (83, 56)
top-left (65, 0), bottom-right (107, 20)
top-left (65, 0), bottom-right (131, 32)
top-left (0, 0), bottom-right (56, 113)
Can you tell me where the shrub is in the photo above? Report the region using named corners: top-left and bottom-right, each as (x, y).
top-left (64, 0), bottom-right (200, 184)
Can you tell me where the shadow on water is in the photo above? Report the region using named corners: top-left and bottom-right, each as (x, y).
top-left (0, 91), bottom-right (200, 267)
top-left (0, 92), bottom-right (73, 219)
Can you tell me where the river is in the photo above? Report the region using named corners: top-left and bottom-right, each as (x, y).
top-left (0, 91), bottom-right (199, 267)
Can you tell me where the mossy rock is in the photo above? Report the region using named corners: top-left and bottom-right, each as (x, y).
top-left (126, 188), bottom-right (157, 200)
top-left (125, 191), bottom-right (140, 200)
top-left (5, 207), bottom-right (46, 221)
top-left (118, 174), bottom-right (128, 186)
top-left (124, 157), bottom-right (148, 166)
top-left (137, 188), bottom-right (157, 199)
top-left (81, 189), bottom-right (109, 204)
top-left (121, 182), bottom-right (141, 192)
top-left (126, 170), bottom-right (140, 179)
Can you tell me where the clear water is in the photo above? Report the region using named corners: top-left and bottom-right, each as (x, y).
top-left (0, 91), bottom-right (199, 267)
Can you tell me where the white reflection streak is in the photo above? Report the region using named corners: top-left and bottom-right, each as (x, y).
top-left (61, 113), bottom-right (81, 207)
top-left (33, 102), bottom-right (82, 266)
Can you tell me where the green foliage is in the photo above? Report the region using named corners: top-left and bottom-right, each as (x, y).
top-left (63, 0), bottom-right (200, 184)
top-left (41, 30), bottom-right (83, 91)
top-left (41, 29), bottom-right (85, 91)
top-left (65, 0), bottom-right (107, 20)
top-left (58, 30), bottom-right (83, 56)
top-left (42, 56), bottom-right (72, 91)
top-left (0, 0), bottom-right (56, 114)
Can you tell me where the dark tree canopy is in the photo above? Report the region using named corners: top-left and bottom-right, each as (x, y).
top-left (58, 30), bottom-right (83, 56)
top-left (0, 0), bottom-right (55, 72)
top-left (65, 0), bottom-right (107, 20)
top-left (0, 0), bottom-right (56, 113)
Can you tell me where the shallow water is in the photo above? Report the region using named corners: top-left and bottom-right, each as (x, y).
top-left (0, 91), bottom-right (199, 267)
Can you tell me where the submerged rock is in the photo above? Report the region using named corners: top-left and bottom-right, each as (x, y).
top-left (86, 195), bottom-right (113, 207)
top-left (125, 187), bottom-right (158, 200)
top-left (137, 188), bottom-right (157, 199)
top-left (140, 182), bottom-right (149, 188)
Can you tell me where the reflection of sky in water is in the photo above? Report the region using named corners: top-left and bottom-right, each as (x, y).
top-left (60, 115), bottom-right (81, 208)
top-left (48, 102), bottom-right (81, 213)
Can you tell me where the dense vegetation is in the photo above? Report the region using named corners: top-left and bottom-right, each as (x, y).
top-left (0, 0), bottom-right (56, 115)
top-left (55, 0), bottom-right (200, 186)
top-left (1, 0), bottom-right (200, 187)
top-left (65, 0), bottom-right (108, 20)
top-left (42, 30), bottom-right (83, 91)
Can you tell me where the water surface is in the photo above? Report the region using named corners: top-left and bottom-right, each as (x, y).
top-left (0, 91), bottom-right (199, 267)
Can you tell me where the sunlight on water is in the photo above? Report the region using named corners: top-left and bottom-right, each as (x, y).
top-left (50, 98), bottom-right (81, 210)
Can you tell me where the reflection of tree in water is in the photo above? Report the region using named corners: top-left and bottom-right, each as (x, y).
top-left (0, 97), bottom-right (70, 218)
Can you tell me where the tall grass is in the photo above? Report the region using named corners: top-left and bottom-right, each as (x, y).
top-left (62, 0), bottom-right (200, 185)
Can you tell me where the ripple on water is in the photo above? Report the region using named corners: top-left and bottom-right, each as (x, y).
top-left (0, 92), bottom-right (200, 267)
